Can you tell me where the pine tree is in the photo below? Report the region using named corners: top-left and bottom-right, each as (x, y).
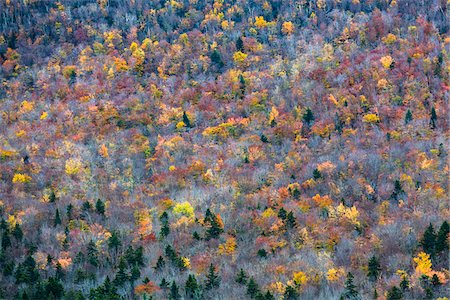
top-left (246, 277), bottom-right (260, 298)
top-left (404, 109), bottom-right (412, 124)
top-left (342, 272), bottom-right (359, 299)
top-left (386, 286), bottom-right (402, 300)
top-left (160, 278), bottom-right (169, 289)
top-left (205, 213), bottom-right (223, 240)
top-left (66, 204), bottom-right (73, 220)
top-left (313, 168), bottom-right (322, 179)
top-left (108, 231), bottom-right (121, 251)
top-left (45, 277), bottom-right (64, 299)
top-left (400, 275), bottom-right (409, 291)
top-left (183, 111), bottom-right (192, 128)
top-left (169, 281), bottom-right (181, 300)
top-left (205, 264), bottom-right (220, 290)
top-left (283, 285), bottom-right (299, 300)
top-left (54, 209), bottom-right (61, 227)
top-left (235, 268), bottom-right (248, 284)
top-left (436, 221), bottom-right (449, 253)
top-left (431, 274), bottom-right (441, 287)
top-left (236, 36), bottom-right (244, 52)
top-left (55, 262), bottom-right (65, 280)
top-left (155, 256), bottom-right (165, 271)
top-left (278, 208), bottom-right (287, 220)
top-left (87, 240), bottom-right (99, 267)
top-left (421, 223), bottom-right (436, 256)
top-left (113, 258), bottom-right (129, 286)
top-left (130, 264), bottom-right (141, 282)
top-left (210, 49), bottom-right (224, 68)
top-left (49, 190), bottom-right (56, 203)
top-left (1, 231), bottom-right (11, 250)
top-left (185, 274), bottom-right (201, 299)
top-left (12, 223), bottom-right (23, 241)
top-left (303, 108), bottom-right (314, 125)
top-left (367, 256), bottom-right (381, 281)
top-left (264, 290), bottom-right (275, 300)
top-left (95, 199), bottom-right (105, 216)
top-left (285, 211), bottom-right (297, 229)
top-left (430, 107), bottom-right (437, 129)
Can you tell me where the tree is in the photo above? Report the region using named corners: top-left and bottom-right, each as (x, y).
top-left (430, 107), bottom-right (437, 129)
top-left (431, 274), bottom-right (441, 287)
top-left (87, 240), bottom-right (99, 267)
top-left (205, 264), bottom-right (220, 290)
top-left (303, 108), bottom-right (314, 125)
top-left (12, 223), bottom-right (23, 241)
top-left (247, 277), bottom-right (260, 298)
top-left (183, 111), bottom-right (192, 128)
top-left (205, 213), bottom-right (224, 240)
top-left (421, 223), bottom-right (436, 256)
top-left (342, 272), bottom-right (359, 299)
top-left (54, 209), bottom-right (61, 227)
top-left (285, 212), bottom-right (297, 229)
top-left (95, 199), bottom-right (105, 216)
top-left (236, 268), bottom-right (248, 284)
top-left (386, 286), bottom-right (402, 300)
top-left (436, 221), bottom-right (449, 253)
top-left (45, 277), bottom-right (64, 299)
top-left (210, 49), bottom-right (224, 68)
top-left (1, 231), bottom-right (11, 250)
top-left (367, 256), bottom-right (381, 281)
top-left (159, 211), bottom-right (170, 238)
top-left (404, 109), bottom-right (412, 124)
top-left (283, 285), bottom-right (299, 300)
top-left (236, 36), bottom-right (244, 52)
top-left (169, 281), bottom-right (181, 300)
top-left (155, 256), bottom-right (165, 271)
top-left (185, 274), bottom-right (201, 299)
top-left (108, 231), bottom-right (121, 251)
top-left (113, 258), bottom-right (129, 286)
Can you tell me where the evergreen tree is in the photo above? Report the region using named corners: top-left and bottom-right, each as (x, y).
top-left (285, 211), bottom-right (297, 229)
top-left (400, 276), bottom-right (409, 291)
top-left (45, 277), bottom-right (64, 299)
top-left (108, 231), bottom-right (121, 251)
top-left (260, 134), bottom-right (268, 143)
top-left (303, 108), bottom-right (314, 125)
top-left (95, 199), bottom-right (105, 216)
top-left (431, 274), bottom-right (441, 287)
top-left (278, 208), bottom-right (287, 220)
top-left (236, 36), bottom-right (244, 52)
top-left (235, 268), bottom-right (248, 284)
top-left (264, 290), bottom-right (275, 300)
top-left (15, 255), bottom-right (40, 284)
top-left (160, 278), bottom-right (169, 289)
top-left (49, 190), bottom-right (57, 203)
top-left (169, 281), bottom-right (181, 300)
top-left (205, 264), bottom-right (220, 290)
top-left (313, 168), bottom-right (322, 179)
top-left (12, 223), bottom-right (23, 241)
top-left (404, 109), bottom-right (412, 124)
top-left (367, 256), bottom-right (381, 281)
top-left (342, 272), bottom-right (359, 299)
top-left (66, 204), bottom-right (73, 220)
top-left (81, 201), bottom-right (92, 212)
top-left (1, 231), bottom-right (11, 250)
top-left (185, 274), bottom-right (201, 299)
top-left (55, 262), bottom-right (65, 280)
top-left (87, 240), bottom-right (99, 267)
top-left (210, 49), bottom-right (224, 68)
top-left (430, 107), bottom-right (437, 129)
top-left (130, 264), bottom-right (141, 283)
top-left (421, 223), bottom-right (436, 256)
top-left (283, 285), bottom-right (299, 300)
top-left (54, 209), bottom-right (61, 227)
top-left (113, 258), bottom-right (129, 286)
top-left (246, 277), bottom-right (260, 298)
top-left (436, 221), bottom-right (449, 253)
top-left (386, 286), bottom-right (402, 300)
top-left (205, 214), bottom-right (223, 240)
top-left (183, 111), bottom-right (192, 128)
top-left (155, 256), bottom-right (165, 271)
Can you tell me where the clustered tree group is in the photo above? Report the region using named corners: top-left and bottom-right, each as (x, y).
top-left (0, 0), bottom-right (448, 299)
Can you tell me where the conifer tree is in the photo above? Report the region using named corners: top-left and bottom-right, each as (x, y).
top-left (247, 277), bottom-right (260, 298)
top-left (205, 264), bottom-right (220, 290)
top-left (367, 256), bottom-right (381, 281)
top-left (436, 221), bottom-right (449, 253)
top-left (54, 209), bottom-right (61, 227)
top-left (421, 223), bottom-right (436, 256)
top-left (236, 268), bottom-right (248, 284)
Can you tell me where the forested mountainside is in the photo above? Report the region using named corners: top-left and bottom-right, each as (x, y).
top-left (0, 0), bottom-right (449, 299)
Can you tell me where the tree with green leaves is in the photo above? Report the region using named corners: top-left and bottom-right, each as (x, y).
top-left (87, 240), bottom-right (99, 267)
top-left (436, 221), bottom-right (449, 253)
top-left (45, 277), bottom-right (64, 299)
top-left (95, 199), bottom-right (105, 216)
top-left (113, 258), bottom-right (129, 286)
top-left (155, 256), bottom-right (165, 271)
top-left (205, 264), bottom-right (220, 290)
top-left (12, 223), bottom-right (23, 241)
top-left (386, 286), bottom-right (402, 300)
top-left (236, 36), bottom-right (244, 52)
top-left (283, 285), bottom-right (299, 300)
top-left (404, 109), bottom-right (412, 124)
top-left (236, 268), bottom-right (248, 284)
top-left (185, 274), bottom-right (201, 299)
top-left (421, 223), bottom-right (436, 256)
top-left (430, 107), bottom-right (437, 129)
top-left (205, 212), bottom-right (223, 240)
top-left (54, 208), bottom-right (61, 227)
top-left (367, 256), bottom-right (381, 281)
top-left (183, 111), bottom-right (192, 128)
top-left (303, 108), bottom-right (314, 125)
top-left (246, 277), bottom-right (260, 298)
top-left (108, 231), bottom-right (121, 251)
top-left (169, 281), bottom-right (181, 300)
top-left (342, 272), bottom-right (359, 299)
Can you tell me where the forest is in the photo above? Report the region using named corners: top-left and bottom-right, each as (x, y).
top-left (0, 0), bottom-right (449, 299)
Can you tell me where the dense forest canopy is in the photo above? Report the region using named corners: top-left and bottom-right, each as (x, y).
top-left (0, 0), bottom-right (448, 299)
